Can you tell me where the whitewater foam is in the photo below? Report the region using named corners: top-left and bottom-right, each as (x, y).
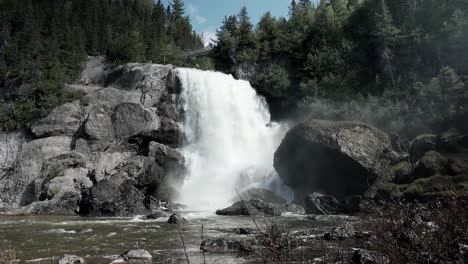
top-left (176, 68), bottom-right (289, 211)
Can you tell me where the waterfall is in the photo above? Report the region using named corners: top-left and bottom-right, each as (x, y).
top-left (176, 68), bottom-right (289, 211)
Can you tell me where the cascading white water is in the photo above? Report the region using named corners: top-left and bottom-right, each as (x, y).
top-left (176, 68), bottom-right (289, 211)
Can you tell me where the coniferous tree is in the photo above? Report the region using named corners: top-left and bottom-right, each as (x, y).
top-left (171, 0), bottom-right (184, 21)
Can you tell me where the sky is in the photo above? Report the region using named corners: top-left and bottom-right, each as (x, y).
top-left (162, 0), bottom-right (296, 45)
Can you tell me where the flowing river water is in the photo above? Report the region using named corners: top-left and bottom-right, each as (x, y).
top-left (0, 213), bottom-right (358, 263)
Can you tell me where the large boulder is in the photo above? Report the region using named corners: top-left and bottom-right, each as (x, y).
top-left (167, 213), bottom-right (186, 224)
top-left (413, 151), bottom-right (448, 179)
top-left (0, 136), bottom-right (72, 207)
top-left (31, 101), bottom-right (83, 138)
top-left (147, 142), bottom-right (185, 185)
top-left (111, 103), bottom-right (160, 139)
top-left (79, 180), bottom-right (150, 217)
top-left (94, 152), bottom-right (133, 182)
top-left (393, 161), bottom-right (415, 184)
top-left (409, 134), bottom-right (438, 162)
top-left (274, 120), bottom-right (397, 200)
top-left (216, 199), bottom-right (281, 216)
top-left (79, 155), bottom-right (167, 216)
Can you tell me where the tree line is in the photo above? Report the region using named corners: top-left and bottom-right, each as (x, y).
top-left (0, 0), bottom-right (203, 129)
top-left (212, 0), bottom-right (468, 99)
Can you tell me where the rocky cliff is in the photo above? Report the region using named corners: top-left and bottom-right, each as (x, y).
top-left (0, 57), bottom-right (185, 216)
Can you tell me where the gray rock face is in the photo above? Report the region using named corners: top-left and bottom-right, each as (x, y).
top-left (0, 58), bottom-right (184, 215)
top-left (274, 120), bottom-right (397, 200)
top-left (31, 101), bottom-right (83, 138)
top-left (304, 193), bottom-right (345, 215)
top-left (0, 136), bottom-right (72, 206)
top-left (147, 142), bottom-right (185, 185)
top-left (58, 254), bottom-right (85, 264)
top-left (79, 180), bottom-right (151, 217)
top-left (216, 199), bottom-right (281, 216)
top-left (112, 103), bottom-right (159, 139)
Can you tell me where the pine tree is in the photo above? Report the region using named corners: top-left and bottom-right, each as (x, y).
top-left (289, 0), bottom-right (298, 17)
top-left (237, 6), bottom-right (256, 61)
top-left (171, 0), bottom-right (184, 21)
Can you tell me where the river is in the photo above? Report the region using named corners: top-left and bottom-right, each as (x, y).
top-left (0, 212), bottom-right (358, 263)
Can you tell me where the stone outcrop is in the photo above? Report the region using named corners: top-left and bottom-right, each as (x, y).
top-left (304, 193), bottom-right (345, 215)
top-left (0, 57), bottom-right (184, 216)
top-left (274, 120), bottom-right (399, 200)
top-left (31, 101), bottom-right (83, 138)
top-left (216, 199), bottom-right (281, 216)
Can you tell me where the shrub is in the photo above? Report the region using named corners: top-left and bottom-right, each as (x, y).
top-left (365, 191), bottom-right (468, 263)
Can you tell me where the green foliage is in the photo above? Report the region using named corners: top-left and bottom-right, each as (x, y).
top-left (0, 0), bottom-right (203, 129)
top-left (254, 65), bottom-right (291, 98)
top-left (295, 66), bottom-right (467, 138)
top-left (212, 0), bottom-right (468, 100)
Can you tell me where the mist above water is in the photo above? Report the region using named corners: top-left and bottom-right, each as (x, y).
top-left (176, 68), bottom-right (289, 211)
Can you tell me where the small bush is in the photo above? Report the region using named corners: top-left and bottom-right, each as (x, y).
top-left (365, 192), bottom-right (468, 263)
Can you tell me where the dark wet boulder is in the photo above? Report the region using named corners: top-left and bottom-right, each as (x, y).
top-left (79, 180), bottom-right (150, 217)
top-left (438, 129), bottom-right (463, 152)
top-left (409, 134), bottom-right (438, 162)
top-left (58, 255), bottom-right (85, 264)
top-left (350, 249), bottom-right (387, 264)
top-left (448, 157), bottom-right (468, 176)
top-left (343, 195), bottom-right (365, 214)
top-left (200, 238), bottom-right (254, 253)
top-left (274, 120), bottom-right (397, 200)
top-left (167, 213), bottom-right (186, 224)
top-left (393, 161), bottom-right (415, 184)
top-left (413, 151), bottom-right (448, 179)
top-left (216, 199), bottom-right (281, 216)
top-left (323, 222), bottom-right (356, 240)
top-left (304, 193), bottom-right (345, 215)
